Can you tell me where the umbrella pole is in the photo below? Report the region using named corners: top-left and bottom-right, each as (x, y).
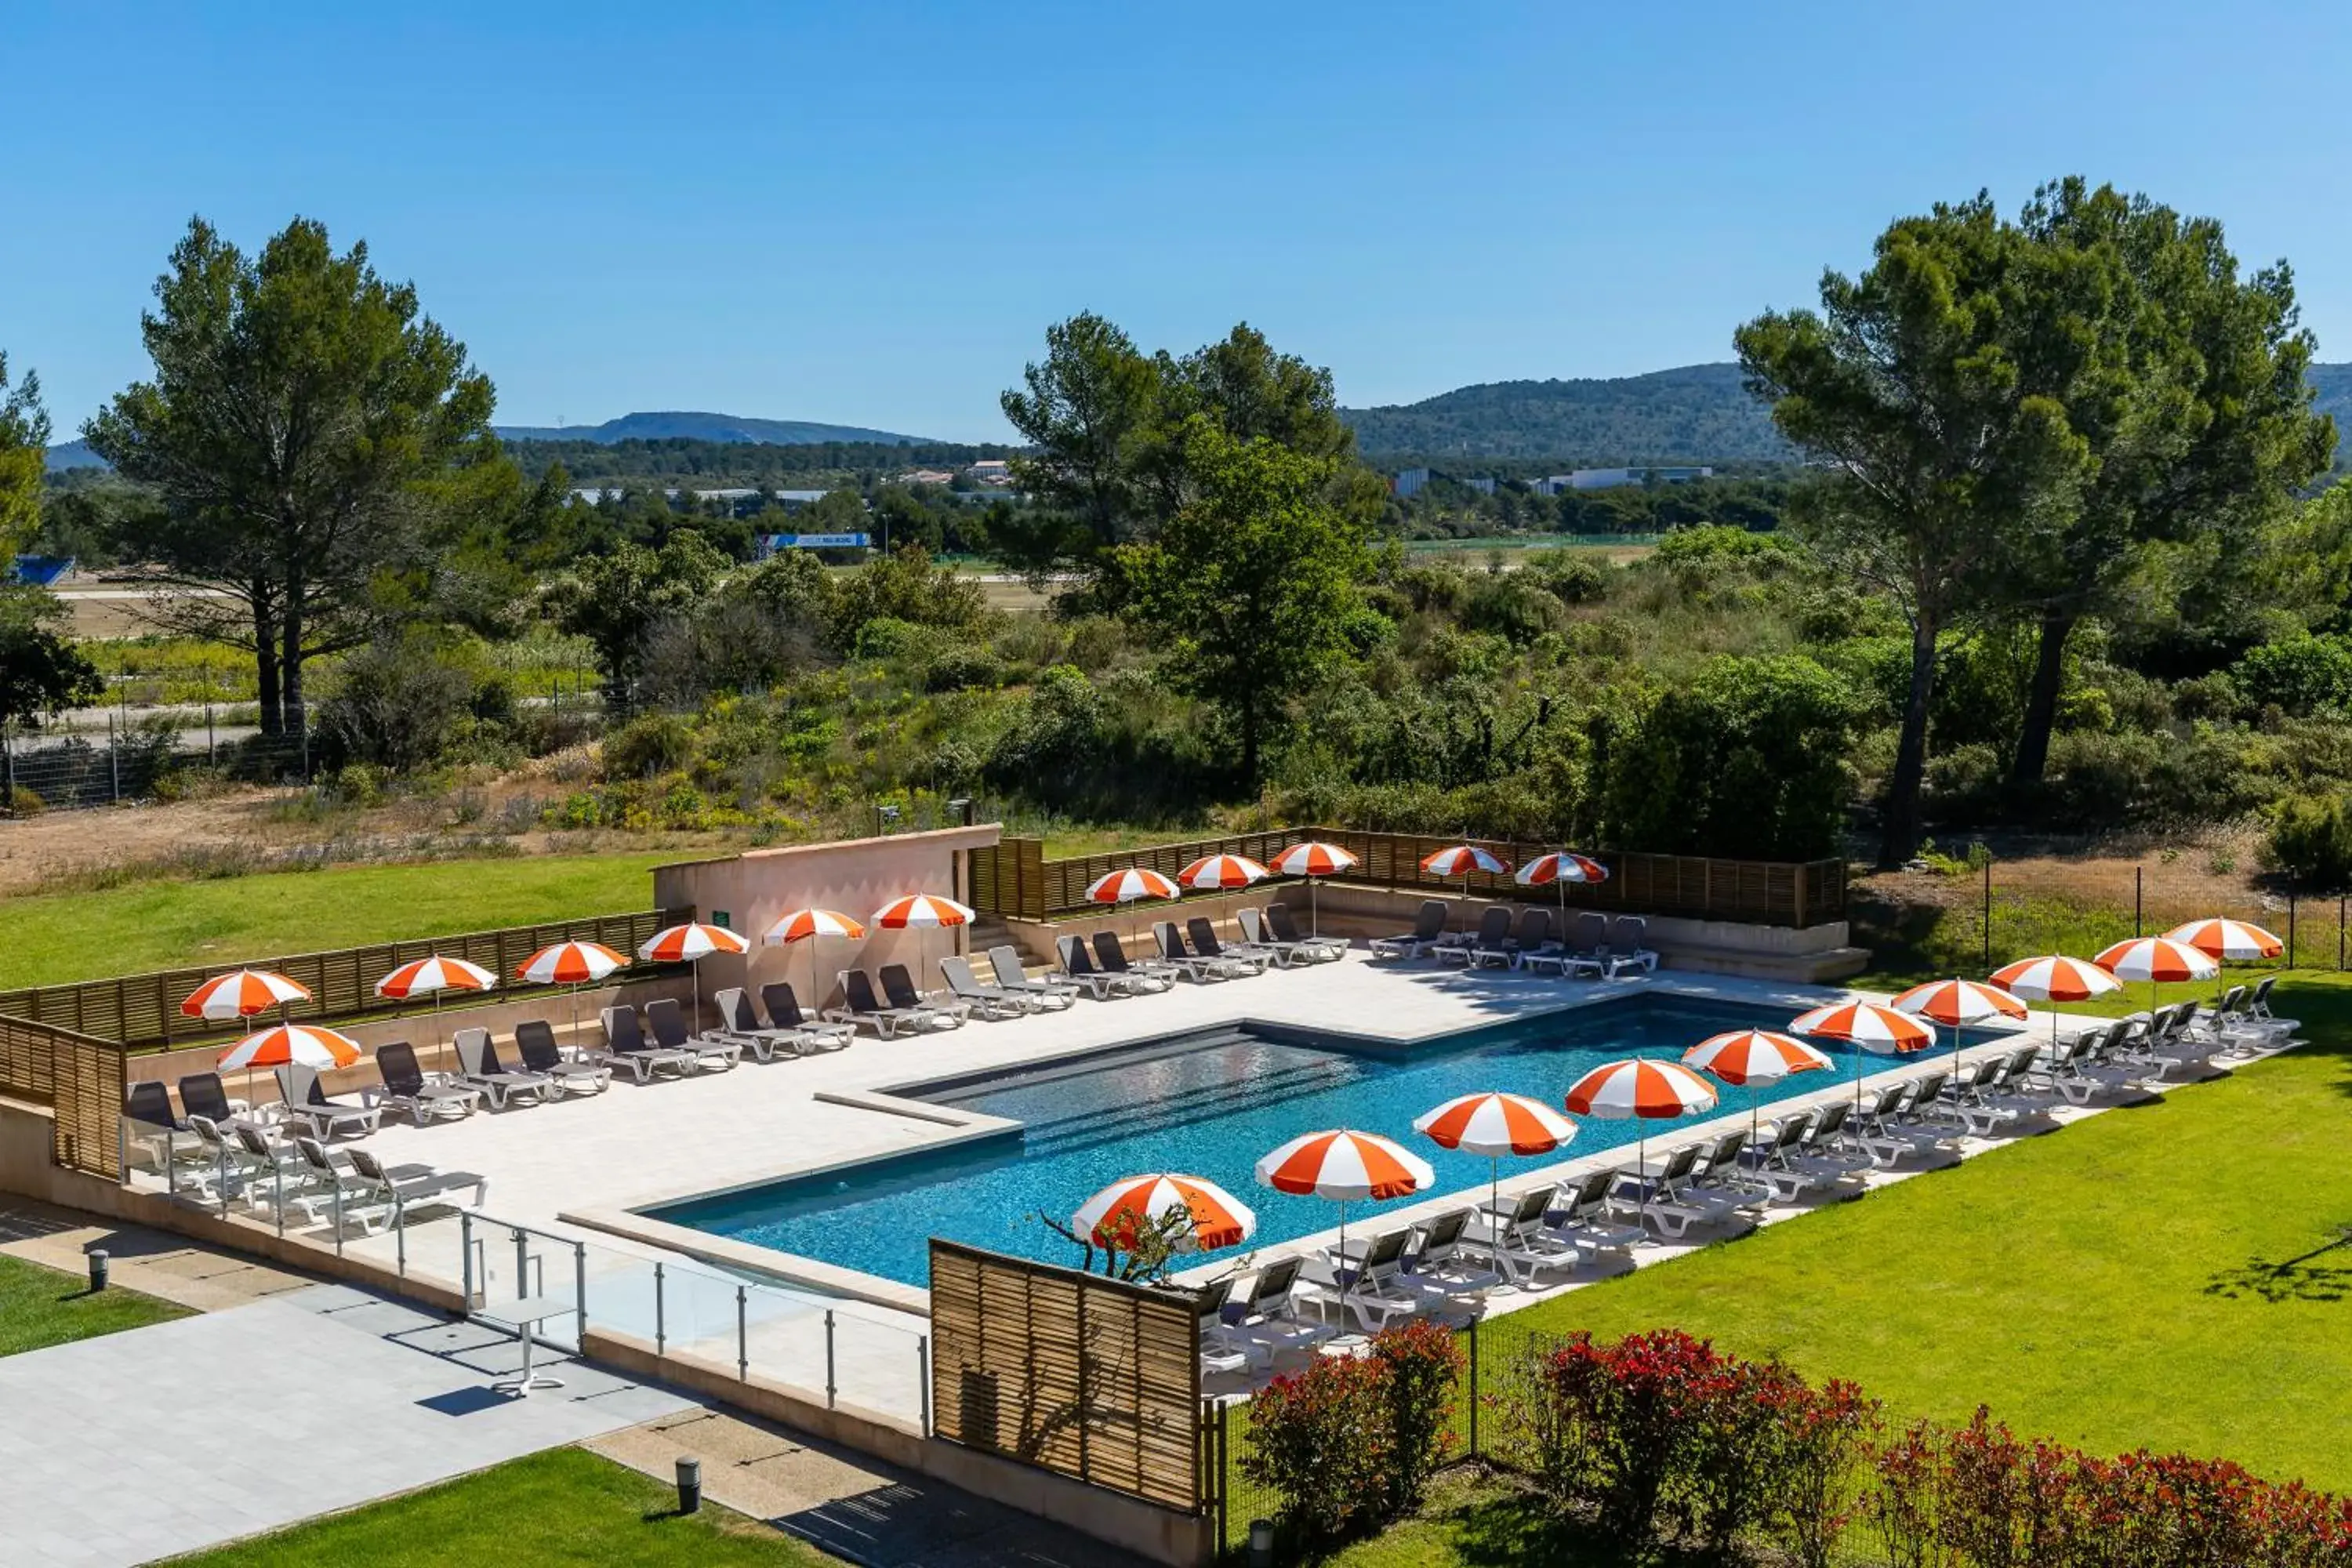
top-left (1490, 1156), bottom-right (1503, 1268)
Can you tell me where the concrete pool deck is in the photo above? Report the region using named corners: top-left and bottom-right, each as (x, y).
top-left (127, 949), bottom-right (2237, 1417)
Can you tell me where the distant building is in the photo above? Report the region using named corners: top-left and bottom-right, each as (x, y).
top-left (896, 469), bottom-right (956, 486)
top-left (967, 459), bottom-right (1012, 485)
top-left (1530, 466), bottom-right (1714, 495)
top-left (1392, 467), bottom-right (1494, 499)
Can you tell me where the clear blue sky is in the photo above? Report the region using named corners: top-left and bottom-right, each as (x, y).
top-left (6, 1), bottom-right (2347, 441)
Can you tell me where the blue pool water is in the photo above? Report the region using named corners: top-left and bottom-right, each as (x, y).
top-left (653, 996), bottom-right (1968, 1286)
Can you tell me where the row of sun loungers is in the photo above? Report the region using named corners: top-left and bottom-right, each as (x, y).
top-left (1190, 1011), bottom-right (2305, 1375)
top-left (1369, 901), bottom-right (1659, 978)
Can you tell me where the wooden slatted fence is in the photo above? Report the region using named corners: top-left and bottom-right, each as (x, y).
top-left (928, 1240), bottom-right (1205, 1514)
top-left (0, 907), bottom-right (691, 1050)
top-left (967, 826), bottom-right (1843, 929)
top-left (0, 1014), bottom-right (126, 1178)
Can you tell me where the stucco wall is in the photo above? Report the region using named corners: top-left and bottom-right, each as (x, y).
top-left (652, 825), bottom-right (1003, 1017)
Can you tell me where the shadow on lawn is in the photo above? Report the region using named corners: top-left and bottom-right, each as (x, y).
top-left (1406, 1481), bottom-right (1718, 1568)
top-left (2205, 1229), bottom-right (2352, 1304)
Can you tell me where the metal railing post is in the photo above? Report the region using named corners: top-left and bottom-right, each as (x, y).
top-left (825, 1308), bottom-right (837, 1409)
top-left (918, 1334), bottom-right (931, 1434)
top-left (573, 1240), bottom-right (587, 1345)
top-left (461, 1211), bottom-right (474, 1305)
top-left (654, 1262), bottom-right (666, 1355)
top-left (394, 1194), bottom-right (407, 1276)
top-left (514, 1228), bottom-right (528, 1303)
top-left (735, 1285), bottom-right (749, 1381)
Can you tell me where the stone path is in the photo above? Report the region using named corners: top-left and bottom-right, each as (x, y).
top-left (590, 1406), bottom-right (1149, 1567)
top-left (0, 1195), bottom-right (316, 1312)
top-left (0, 1282), bottom-right (690, 1567)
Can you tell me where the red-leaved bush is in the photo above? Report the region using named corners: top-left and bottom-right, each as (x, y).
top-left (1242, 1321), bottom-right (1465, 1546)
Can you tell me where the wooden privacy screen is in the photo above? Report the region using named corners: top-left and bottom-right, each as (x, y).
top-left (0, 1014), bottom-right (125, 1178)
top-left (929, 1239), bottom-right (1206, 1514)
top-left (0, 907), bottom-right (688, 1050)
top-left (967, 826), bottom-right (1845, 929)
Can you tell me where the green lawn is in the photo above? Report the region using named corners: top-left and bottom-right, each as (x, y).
top-left (0, 1253), bottom-right (189, 1356)
top-left (1472, 971), bottom-right (2352, 1493)
top-left (0, 852), bottom-right (676, 989)
top-left (175, 1446), bottom-right (842, 1566)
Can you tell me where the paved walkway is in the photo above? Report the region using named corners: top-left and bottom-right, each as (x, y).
top-left (0, 1282), bottom-right (691, 1567)
top-left (0, 1196), bottom-right (317, 1312)
top-left (590, 1406), bottom-right (1148, 1567)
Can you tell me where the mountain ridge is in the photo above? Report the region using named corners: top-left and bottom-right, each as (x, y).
top-left (491, 410), bottom-right (935, 445)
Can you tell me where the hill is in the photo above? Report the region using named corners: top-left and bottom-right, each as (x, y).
top-left (41, 439), bottom-right (106, 470)
top-left (1341, 363), bottom-right (1790, 463)
top-left (491, 410), bottom-right (933, 446)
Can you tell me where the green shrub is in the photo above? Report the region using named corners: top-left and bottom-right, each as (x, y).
top-left (602, 711), bottom-right (696, 779)
top-left (2265, 793), bottom-right (2352, 890)
top-left (2231, 633), bottom-right (2352, 718)
top-left (1599, 653), bottom-right (1861, 859)
top-left (1523, 550), bottom-right (1610, 605)
top-left (4, 782), bottom-right (45, 816)
top-left (924, 647), bottom-right (1002, 692)
top-left (312, 635), bottom-right (475, 775)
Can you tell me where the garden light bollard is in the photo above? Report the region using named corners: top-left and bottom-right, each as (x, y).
top-left (88, 1249), bottom-right (108, 1293)
top-left (674, 1457), bottom-right (701, 1515)
top-left (1247, 1519), bottom-right (1275, 1568)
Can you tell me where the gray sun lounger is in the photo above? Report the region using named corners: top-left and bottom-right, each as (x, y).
top-left (826, 970), bottom-right (942, 1037)
top-left (941, 956), bottom-right (1030, 1019)
top-left (759, 982), bottom-right (853, 1051)
top-left (370, 1042), bottom-right (483, 1123)
top-left (1054, 934), bottom-right (1142, 998)
top-left (1153, 921), bottom-right (1243, 980)
top-left (514, 1018), bottom-right (614, 1093)
top-left (594, 1006), bottom-right (701, 1080)
top-left (987, 946), bottom-right (1079, 1008)
top-left (644, 996), bottom-right (746, 1068)
top-left (1265, 902), bottom-right (1347, 962)
top-left (1369, 899), bottom-right (1449, 960)
top-left (453, 1027), bottom-right (554, 1110)
top-left (880, 964), bottom-right (967, 1027)
top-left (1447, 906), bottom-right (1516, 969)
top-left (347, 1146), bottom-right (488, 1218)
top-left (1185, 918), bottom-right (1273, 974)
top-left (1092, 931), bottom-right (1178, 989)
top-left (274, 1062), bottom-right (382, 1139)
top-left (710, 986), bottom-right (815, 1059)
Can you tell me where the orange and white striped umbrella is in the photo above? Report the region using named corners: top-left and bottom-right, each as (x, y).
top-left (2163, 919), bottom-right (2283, 962)
top-left (641, 921), bottom-right (752, 961)
top-left (1564, 1058), bottom-right (1719, 1119)
top-left (180, 969), bottom-right (311, 1022)
top-left (1255, 1129), bottom-right (1434, 1200)
top-left (1789, 1001), bottom-right (1936, 1054)
top-left (1420, 844), bottom-right (1510, 878)
top-left (1174, 855), bottom-right (1269, 891)
top-left (1273, 841), bottom-right (1358, 877)
top-left (516, 940), bottom-right (626, 985)
top-left (763, 909), bottom-right (866, 945)
top-left (871, 894), bottom-right (974, 929)
top-left (217, 1022), bottom-right (361, 1073)
top-left (2092, 937), bottom-right (2218, 984)
top-left (1083, 868), bottom-right (1181, 905)
top-left (1414, 1091), bottom-right (1577, 1156)
top-left (1989, 954), bottom-right (2122, 1002)
top-left (1682, 1030), bottom-right (1832, 1086)
top-left (376, 955), bottom-right (498, 1000)
top-left (1516, 851), bottom-right (1608, 887)
top-left (1073, 1173), bottom-right (1256, 1253)
top-left (1890, 978), bottom-right (2027, 1027)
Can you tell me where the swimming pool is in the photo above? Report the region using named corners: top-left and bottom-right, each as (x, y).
top-left (653, 995), bottom-right (1969, 1287)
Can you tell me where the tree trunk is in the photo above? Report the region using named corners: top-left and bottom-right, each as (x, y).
top-left (252, 594), bottom-right (282, 736)
top-left (1878, 614), bottom-right (1940, 869)
top-left (2009, 609), bottom-right (2076, 786)
top-left (279, 578), bottom-right (304, 739)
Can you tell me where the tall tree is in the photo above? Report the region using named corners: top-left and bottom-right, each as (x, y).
top-left (997, 312), bottom-right (1160, 561)
top-left (1737, 194), bottom-right (2089, 867)
top-left (2002, 179), bottom-right (2336, 783)
top-left (85, 217), bottom-right (497, 733)
top-left (0, 353), bottom-right (103, 735)
top-left (0, 350), bottom-right (45, 558)
top-left (1120, 419), bottom-right (1374, 785)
